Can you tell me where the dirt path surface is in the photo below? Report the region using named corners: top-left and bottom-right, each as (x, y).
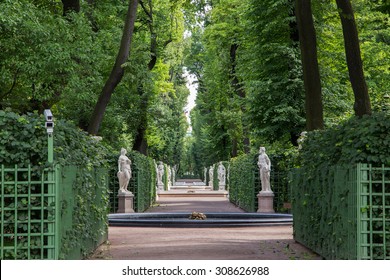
top-left (145, 196), bottom-right (245, 213)
top-left (90, 184), bottom-right (320, 260)
top-left (91, 225), bottom-right (321, 260)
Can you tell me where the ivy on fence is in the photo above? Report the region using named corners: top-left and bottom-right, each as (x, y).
top-left (0, 110), bottom-right (110, 259)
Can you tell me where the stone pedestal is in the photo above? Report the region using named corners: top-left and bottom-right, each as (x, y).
top-left (257, 191), bottom-right (275, 213)
top-left (117, 192), bottom-right (135, 213)
top-left (157, 183), bottom-right (164, 192)
top-left (218, 184), bottom-right (226, 191)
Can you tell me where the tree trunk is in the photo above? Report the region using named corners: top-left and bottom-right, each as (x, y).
top-left (335, 0), bottom-right (371, 116)
top-left (132, 86), bottom-right (149, 155)
top-left (132, 0), bottom-right (158, 154)
top-left (62, 0), bottom-right (80, 16)
top-left (87, 0), bottom-right (139, 135)
top-left (295, 0), bottom-right (324, 131)
top-left (229, 43), bottom-right (250, 155)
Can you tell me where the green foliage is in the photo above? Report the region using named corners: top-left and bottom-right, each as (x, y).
top-left (0, 0), bottom-right (105, 113)
top-left (242, 0), bottom-right (306, 144)
top-left (146, 60), bottom-right (189, 165)
top-left (299, 111), bottom-right (390, 171)
top-left (294, 111), bottom-right (390, 259)
top-left (129, 151), bottom-right (157, 212)
top-left (0, 0), bottom-right (189, 166)
top-left (291, 165), bottom-right (359, 259)
top-left (58, 166), bottom-right (109, 260)
top-left (0, 110), bottom-right (110, 260)
top-left (229, 153), bottom-right (258, 212)
top-left (0, 109), bottom-right (109, 168)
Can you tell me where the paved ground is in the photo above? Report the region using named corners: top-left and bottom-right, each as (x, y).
top-left (89, 185), bottom-right (321, 260)
top-left (145, 196), bottom-right (245, 213)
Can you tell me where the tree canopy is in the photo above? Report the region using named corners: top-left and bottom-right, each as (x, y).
top-left (0, 0), bottom-right (388, 173)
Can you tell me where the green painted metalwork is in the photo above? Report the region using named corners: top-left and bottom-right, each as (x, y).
top-left (0, 164), bottom-right (58, 259)
top-left (292, 164), bottom-right (390, 260)
top-left (0, 164), bottom-right (108, 260)
top-left (356, 164), bottom-right (390, 259)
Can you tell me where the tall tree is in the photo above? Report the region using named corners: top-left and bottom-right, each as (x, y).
top-left (132, 0), bottom-right (180, 155)
top-left (87, 0), bottom-right (139, 135)
top-left (335, 0), bottom-right (371, 116)
top-left (132, 0), bottom-right (158, 155)
top-left (295, 0), bottom-right (324, 130)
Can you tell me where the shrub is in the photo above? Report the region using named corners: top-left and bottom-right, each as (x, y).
top-left (0, 109), bottom-right (109, 167)
top-left (299, 111), bottom-right (390, 171)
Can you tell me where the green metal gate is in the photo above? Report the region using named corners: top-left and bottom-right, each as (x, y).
top-left (357, 164), bottom-right (390, 259)
top-left (0, 164), bottom-right (59, 260)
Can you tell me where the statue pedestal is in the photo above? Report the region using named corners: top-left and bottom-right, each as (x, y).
top-left (218, 184), bottom-right (226, 191)
top-left (157, 183), bottom-right (164, 192)
top-left (257, 191), bottom-right (275, 213)
top-left (117, 192), bottom-right (135, 213)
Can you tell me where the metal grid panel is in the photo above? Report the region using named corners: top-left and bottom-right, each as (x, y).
top-left (0, 165), bottom-right (57, 260)
top-left (357, 164), bottom-right (390, 260)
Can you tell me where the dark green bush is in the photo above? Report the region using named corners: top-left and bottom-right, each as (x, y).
top-left (299, 111), bottom-right (390, 170)
top-left (0, 109), bottom-right (109, 167)
top-left (229, 153), bottom-right (258, 212)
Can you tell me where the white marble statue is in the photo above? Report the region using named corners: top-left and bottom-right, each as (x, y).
top-left (217, 162), bottom-right (226, 187)
top-left (204, 167), bottom-right (207, 184)
top-left (257, 147), bottom-right (272, 192)
top-left (117, 148), bottom-right (132, 194)
top-left (172, 165), bottom-right (176, 185)
top-left (297, 131), bottom-right (307, 150)
top-left (227, 163), bottom-right (230, 184)
top-left (157, 161), bottom-right (164, 186)
top-left (167, 166), bottom-right (172, 187)
top-left (208, 165), bottom-right (214, 188)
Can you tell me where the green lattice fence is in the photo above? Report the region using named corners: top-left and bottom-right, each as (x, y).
top-left (1, 164), bottom-right (109, 260)
top-left (357, 164), bottom-right (390, 259)
top-left (1, 165), bottom-right (58, 259)
top-left (292, 164), bottom-right (390, 260)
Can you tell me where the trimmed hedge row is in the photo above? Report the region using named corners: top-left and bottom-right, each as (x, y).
top-left (229, 153), bottom-right (258, 212)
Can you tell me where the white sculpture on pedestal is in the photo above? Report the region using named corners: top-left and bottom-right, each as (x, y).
top-left (157, 161), bottom-right (164, 190)
top-left (172, 165), bottom-right (176, 185)
top-left (297, 131), bottom-right (307, 150)
top-left (208, 166), bottom-right (214, 188)
top-left (204, 167), bottom-right (207, 184)
top-left (217, 162), bottom-right (226, 190)
top-left (257, 147), bottom-right (272, 192)
top-left (167, 166), bottom-right (172, 189)
top-left (117, 148), bottom-right (132, 194)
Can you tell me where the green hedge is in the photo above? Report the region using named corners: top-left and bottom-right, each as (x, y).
top-left (228, 153), bottom-right (292, 213)
top-left (229, 153), bottom-right (258, 212)
top-left (0, 109), bottom-right (109, 168)
top-left (58, 166), bottom-right (108, 259)
top-left (298, 111), bottom-right (390, 170)
top-left (293, 112), bottom-right (390, 259)
top-left (0, 110), bottom-right (110, 259)
top-left (291, 165), bottom-right (358, 259)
